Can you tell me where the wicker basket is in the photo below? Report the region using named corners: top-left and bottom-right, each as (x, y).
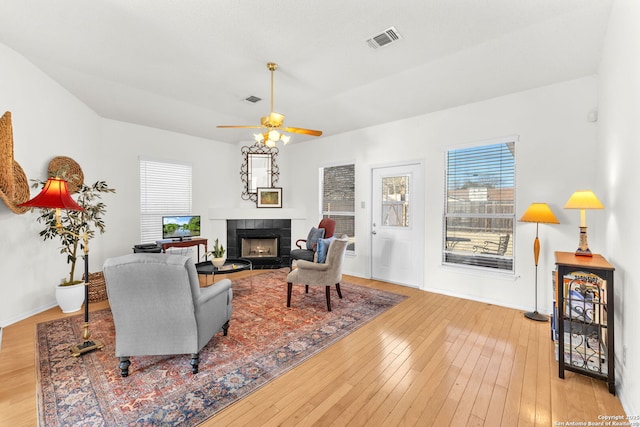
top-left (87, 272), bottom-right (108, 303)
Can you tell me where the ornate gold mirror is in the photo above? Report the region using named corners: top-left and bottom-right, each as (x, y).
top-left (241, 143), bottom-right (279, 202)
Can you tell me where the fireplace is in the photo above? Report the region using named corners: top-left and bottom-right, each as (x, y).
top-left (241, 237), bottom-right (278, 258)
top-left (226, 219), bottom-right (291, 268)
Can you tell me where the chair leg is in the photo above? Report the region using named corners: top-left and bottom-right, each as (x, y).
top-left (190, 353), bottom-right (199, 374)
top-left (119, 357), bottom-right (131, 377)
top-left (335, 283), bottom-right (343, 299)
top-left (325, 286), bottom-right (332, 311)
top-left (222, 320), bottom-right (230, 336)
top-left (305, 284), bottom-right (309, 293)
top-left (287, 282), bottom-right (293, 307)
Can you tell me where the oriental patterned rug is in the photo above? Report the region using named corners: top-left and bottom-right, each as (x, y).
top-left (36, 269), bottom-right (406, 426)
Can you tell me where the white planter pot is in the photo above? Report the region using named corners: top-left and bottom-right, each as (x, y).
top-left (212, 257), bottom-right (226, 268)
top-left (56, 283), bottom-right (85, 313)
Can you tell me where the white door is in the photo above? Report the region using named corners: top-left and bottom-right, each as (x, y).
top-left (371, 163), bottom-right (425, 288)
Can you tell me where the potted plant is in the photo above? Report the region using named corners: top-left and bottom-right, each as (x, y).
top-left (206, 238), bottom-right (226, 268)
top-left (32, 179), bottom-right (115, 312)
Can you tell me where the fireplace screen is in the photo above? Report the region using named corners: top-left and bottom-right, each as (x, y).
top-left (241, 237), bottom-right (279, 258)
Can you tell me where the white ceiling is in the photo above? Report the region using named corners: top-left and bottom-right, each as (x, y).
top-left (0, 0), bottom-right (612, 144)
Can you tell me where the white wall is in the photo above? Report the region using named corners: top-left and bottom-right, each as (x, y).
top-left (0, 43), bottom-right (102, 323)
top-left (0, 39), bottom-right (603, 327)
top-left (96, 119), bottom-right (237, 262)
top-left (1, 18), bottom-right (635, 414)
top-left (283, 76), bottom-right (601, 314)
top-left (0, 43), bottom-right (236, 325)
top-left (598, 0), bottom-right (639, 415)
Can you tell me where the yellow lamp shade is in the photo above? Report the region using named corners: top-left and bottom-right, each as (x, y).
top-left (564, 190), bottom-right (604, 210)
top-left (519, 203), bottom-right (559, 224)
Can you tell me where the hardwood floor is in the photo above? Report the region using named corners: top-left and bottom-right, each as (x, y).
top-left (0, 271), bottom-right (626, 426)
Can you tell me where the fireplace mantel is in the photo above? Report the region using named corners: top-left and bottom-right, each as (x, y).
top-left (207, 208), bottom-right (306, 220)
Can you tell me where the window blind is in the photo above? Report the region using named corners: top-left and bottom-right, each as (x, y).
top-left (139, 158), bottom-right (192, 244)
top-left (321, 164), bottom-right (356, 252)
top-left (443, 140), bottom-right (515, 271)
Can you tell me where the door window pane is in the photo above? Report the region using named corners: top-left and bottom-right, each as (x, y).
top-left (381, 175), bottom-right (410, 227)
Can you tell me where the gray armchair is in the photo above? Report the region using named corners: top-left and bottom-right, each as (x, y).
top-left (103, 253), bottom-right (233, 377)
top-left (286, 234), bottom-right (348, 311)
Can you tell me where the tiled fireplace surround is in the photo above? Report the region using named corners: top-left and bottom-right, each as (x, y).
top-left (226, 219), bottom-right (291, 269)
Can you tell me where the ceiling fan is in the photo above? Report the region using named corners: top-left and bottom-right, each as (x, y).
top-left (217, 62), bottom-right (322, 146)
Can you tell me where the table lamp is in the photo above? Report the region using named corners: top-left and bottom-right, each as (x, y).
top-left (564, 190), bottom-right (604, 257)
top-left (519, 203), bottom-right (559, 322)
top-left (19, 177), bottom-right (103, 356)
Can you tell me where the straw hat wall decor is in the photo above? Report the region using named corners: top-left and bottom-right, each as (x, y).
top-left (48, 156), bottom-right (84, 193)
top-left (0, 111), bottom-right (30, 214)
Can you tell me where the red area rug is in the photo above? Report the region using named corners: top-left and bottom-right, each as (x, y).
top-left (36, 269), bottom-right (406, 426)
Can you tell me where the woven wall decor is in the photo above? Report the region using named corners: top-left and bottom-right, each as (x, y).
top-left (8, 161), bottom-right (29, 214)
top-left (0, 160), bottom-right (30, 214)
top-left (48, 156), bottom-right (84, 193)
top-left (0, 111), bottom-right (15, 201)
top-left (0, 111), bottom-right (30, 214)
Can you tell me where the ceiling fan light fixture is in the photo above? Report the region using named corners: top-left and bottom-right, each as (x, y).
top-left (253, 129), bottom-right (291, 147)
top-left (217, 62), bottom-right (323, 143)
top-left (268, 130), bottom-right (280, 140)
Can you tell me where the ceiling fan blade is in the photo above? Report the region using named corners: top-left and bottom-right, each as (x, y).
top-left (217, 62), bottom-right (322, 138)
top-left (282, 127), bottom-right (323, 137)
top-left (216, 125), bottom-right (264, 129)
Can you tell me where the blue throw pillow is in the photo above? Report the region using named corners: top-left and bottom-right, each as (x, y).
top-left (306, 227), bottom-right (325, 250)
top-left (316, 236), bottom-right (335, 263)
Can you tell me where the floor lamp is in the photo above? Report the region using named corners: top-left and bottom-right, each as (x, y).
top-left (19, 177), bottom-right (103, 356)
top-left (519, 203), bottom-right (559, 322)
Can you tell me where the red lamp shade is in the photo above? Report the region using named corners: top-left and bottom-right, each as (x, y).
top-left (18, 177), bottom-right (84, 211)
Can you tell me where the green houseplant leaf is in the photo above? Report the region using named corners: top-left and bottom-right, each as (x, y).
top-left (32, 179), bottom-right (115, 285)
top-left (206, 238), bottom-right (225, 258)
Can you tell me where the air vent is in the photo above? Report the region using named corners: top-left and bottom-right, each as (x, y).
top-left (366, 26), bottom-right (402, 49)
top-left (244, 95), bottom-right (262, 103)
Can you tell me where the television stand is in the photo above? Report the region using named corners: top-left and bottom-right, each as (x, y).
top-left (160, 238), bottom-right (208, 260)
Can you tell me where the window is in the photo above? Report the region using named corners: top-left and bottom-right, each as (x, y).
top-left (443, 139), bottom-right (515, 271)
top-left (381, 175), bottom-right (411, 227)
top-left (140, 158), bottom-right (192, 243)
top-left (321, 164), bottom-right (355, 252)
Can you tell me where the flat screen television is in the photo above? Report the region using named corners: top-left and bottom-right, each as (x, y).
top-left (162, 215), bottom-right (201, 240)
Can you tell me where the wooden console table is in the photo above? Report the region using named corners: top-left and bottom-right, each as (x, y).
top-left (161, 238), bottom-right (208, 261)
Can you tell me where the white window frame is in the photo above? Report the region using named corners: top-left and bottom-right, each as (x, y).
top-left (320, 162), bottom-right (356, 254)
top-left (139, 157), bottom-right (193, 244)
top-left (442, 136), bottom-right (517, 273)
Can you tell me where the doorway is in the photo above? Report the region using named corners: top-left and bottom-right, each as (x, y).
top-left (371, 162), bottom-right (425, 288)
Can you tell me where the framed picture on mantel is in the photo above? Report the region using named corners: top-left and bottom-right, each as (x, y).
top-left (256, 187), bottom-right (282, 208)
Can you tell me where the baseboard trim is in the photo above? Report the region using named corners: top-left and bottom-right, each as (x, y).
top-left (0, 302), bottom-right (58, 329)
